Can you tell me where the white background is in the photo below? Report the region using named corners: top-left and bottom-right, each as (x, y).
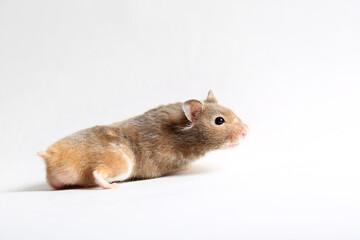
top-left (1, 0), bottom-right (360, 239)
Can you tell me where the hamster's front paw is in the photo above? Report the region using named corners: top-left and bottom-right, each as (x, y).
top-left (171, 164), bottom-right (193, 174)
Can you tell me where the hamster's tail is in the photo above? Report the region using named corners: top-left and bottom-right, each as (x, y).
top-left (37, 151), bottom-right (50, 159)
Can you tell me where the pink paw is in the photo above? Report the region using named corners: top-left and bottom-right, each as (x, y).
top-left (93, 171), bottom-right (113, 189)
top-left (172, 164), bottom-right (193, 173)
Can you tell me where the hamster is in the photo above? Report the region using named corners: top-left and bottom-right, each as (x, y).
top-left (37, 90), bottom-right (248, 189)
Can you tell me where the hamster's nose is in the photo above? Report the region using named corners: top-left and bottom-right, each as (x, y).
top-left (240, 125), bottom-right (248, 137)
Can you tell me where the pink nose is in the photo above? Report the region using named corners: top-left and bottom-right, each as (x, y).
top-left (240, 126), bottom-right (248, 137)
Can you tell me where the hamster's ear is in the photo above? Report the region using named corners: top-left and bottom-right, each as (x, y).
top-left (182, 100), bottom-right (204, 123)
top-left (206, 90), bottom-right (218, 103)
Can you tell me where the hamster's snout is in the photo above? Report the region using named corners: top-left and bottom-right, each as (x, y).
top-left (226, 124), bottom-right (248, 148)
top-left (240, 125), bottom-right (248, 138)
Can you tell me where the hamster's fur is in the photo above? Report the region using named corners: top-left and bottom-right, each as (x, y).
top-left (38, 90), bottom-right (248, 189)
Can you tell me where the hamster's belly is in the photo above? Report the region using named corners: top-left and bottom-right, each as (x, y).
top-left (132, 154), bottom-right (194, 179)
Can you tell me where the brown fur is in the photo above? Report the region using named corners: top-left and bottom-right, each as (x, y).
top-left (38, 90), bottom-right (248, 189)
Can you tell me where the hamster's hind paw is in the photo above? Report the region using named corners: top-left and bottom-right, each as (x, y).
top-left (93, 170), bottom-right (119, 189)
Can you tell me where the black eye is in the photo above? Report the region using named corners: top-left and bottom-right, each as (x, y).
top-left (215, 117), bottom-right (225, 125)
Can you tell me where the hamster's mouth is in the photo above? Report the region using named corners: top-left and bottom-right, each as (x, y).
top-left (224, 141), bottom-right (240, 149)
top-left (225, 135), bottom-right (247, 148)
top-left (228, 142), bottom-right (240, 148)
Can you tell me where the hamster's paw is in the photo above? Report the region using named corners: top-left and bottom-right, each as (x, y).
top-left (93, 170), bottom-right (119, 189)
top-left (108, 183), bottom-right (120, 189)
top-left (172, 164), bottom-right (193, 173)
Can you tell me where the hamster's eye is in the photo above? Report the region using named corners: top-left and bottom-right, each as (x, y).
top-left (215, 117), bottom-right (225, 125)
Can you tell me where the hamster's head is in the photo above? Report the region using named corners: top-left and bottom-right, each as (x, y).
top-left (182, 90), bottom-right (248, 150)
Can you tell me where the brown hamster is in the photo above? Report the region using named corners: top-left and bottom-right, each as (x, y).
top-left (37, 90), bottom-right (248, 189)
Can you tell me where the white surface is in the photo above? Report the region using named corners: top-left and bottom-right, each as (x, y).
top-left (1, 0), bottom-right (360, 239)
